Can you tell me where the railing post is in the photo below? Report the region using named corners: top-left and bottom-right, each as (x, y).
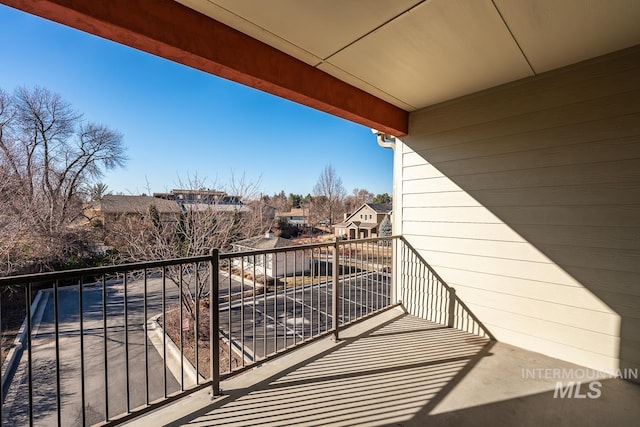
top-left (447, 287), bottom-right (456, 328)
top-left (210, 249), bottom-right (220, 397)
top-left (332, 238), bottom-right (339, 341)
top-left (391, 237), bottom-right (398, 305)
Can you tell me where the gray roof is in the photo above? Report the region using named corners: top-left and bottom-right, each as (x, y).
top-left (101, 195), bottom-right (182, 214)
top-left (367, 203), bottom-right (392, 214)
top-left (233, 234), bottom-right (293, 250)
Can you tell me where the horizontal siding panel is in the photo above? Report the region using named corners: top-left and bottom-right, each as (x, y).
top-left (402, 177), bottom-right (463, 194)
top-left (402, 163), bottom-right (446, 180)
top-left (402, 192), bottom-right (482, 208)
top-left (448, 158), bottom-right (640, 190)
top-left (410, 47), bottom-right (640, 136)
top-left (431, 134), bottom-right (640, 176)
top-left (403, 150), bottom-right (429, 167)
top-left (405, 234), bottom-right (551, 264)
top-left (403, 221), bottom-right (524, 242)
top-left (515, 224), bottom-right (640, 251)
top-left (402, 206), bottom-right (502, 223)
top-left (408, 248), bottom-right (578, 286)
top-left (409, 95), bottom-right (640, 152)
top-left (567, 267), bottom-right (640, 298)
top-left (536, 244), bottom-right (640, 274)
top-left (487, 205), bottom-right (640, 227)
top-left (487, 324), bottom-right (620, 372)
top-left (434, 266), bottom-right (613, 312)
top-left (466, 182), bottom-right (640, 207)
top-left (453, 284), bottom-right (619, 335)
top-left (469, 304), bottom-right (621, 359)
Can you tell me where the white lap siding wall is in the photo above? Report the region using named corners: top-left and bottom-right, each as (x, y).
top-left (395, 46), bottom-right (640, 376)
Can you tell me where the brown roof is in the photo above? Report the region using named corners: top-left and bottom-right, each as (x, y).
top-left (101, 195), bottom-right (182, 214)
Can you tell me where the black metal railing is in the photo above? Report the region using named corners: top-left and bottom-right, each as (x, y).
top-left (0, 237), bottom-right (395, 426)
top-left (0, 235), bottom-right (491, 426)
top-left (217, 237), bottom-right (395, 379)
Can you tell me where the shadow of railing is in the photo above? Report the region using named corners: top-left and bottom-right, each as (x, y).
top-left (397, 237), bottom-right (495, 340)
top-left (165, 313), bottom-right (494, 426)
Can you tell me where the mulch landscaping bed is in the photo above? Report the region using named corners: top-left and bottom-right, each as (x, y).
top-left (1, 291), bottom-right (28, 366)
top-left (159, 301), bottom-right (243, 379)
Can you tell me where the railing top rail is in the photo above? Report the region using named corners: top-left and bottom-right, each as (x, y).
top-left (0, 254), bottom-right (212, 287)
top-left (220, 241), bottom-right (332, 259)
top-left (0, 236), bottom-right (401, 286)
top-left (337, 235), bottom-right (398, 245)
top-left (219, 235), bottom-right (399, 260)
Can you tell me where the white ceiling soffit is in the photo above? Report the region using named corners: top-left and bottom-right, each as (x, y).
top-left (323, 0), bottom-right (534, 109)
top-left (494, 0), bottom-right (640, 74)
top-left (176, 0), bottom-right (640, 111)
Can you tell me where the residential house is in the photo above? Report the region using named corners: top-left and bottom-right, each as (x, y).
top-left (275, 207), bottom-right (310, 227)
top-left (333, 203), bottom-right (392, 239)
top-left (153, 188), bottom-right (226, 204)
top-left (232, 231), bottom-right (309, 278)
top-left (85, 195), bottom-right (183, 228)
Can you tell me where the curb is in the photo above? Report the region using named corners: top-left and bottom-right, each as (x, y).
top-left (1, 289), bottom-right (49, 398)
top-left (146, 314), bottom-right (205, 388)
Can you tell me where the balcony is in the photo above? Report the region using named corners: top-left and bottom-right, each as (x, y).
top-left (0, 237), bottom-right (638, 426)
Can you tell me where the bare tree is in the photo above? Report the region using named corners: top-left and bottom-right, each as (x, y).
top-left (345, 188), bottom-right (374, 212)
top-left (106, 174), bottom-right (270, 317)
top-left (312, 165), bottom-right (346, 226)
top-left (0, 86), bottom-right (126, 274)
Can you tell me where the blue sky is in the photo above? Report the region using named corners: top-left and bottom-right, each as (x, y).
top-left (0, 5), bottom-right (393, 197)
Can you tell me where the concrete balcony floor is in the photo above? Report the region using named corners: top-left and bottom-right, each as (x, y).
top-left (126, 308), bottom-right (640, 426)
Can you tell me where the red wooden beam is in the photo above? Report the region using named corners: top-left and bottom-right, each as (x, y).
top-left (1, 0), bottom-right (408, 136)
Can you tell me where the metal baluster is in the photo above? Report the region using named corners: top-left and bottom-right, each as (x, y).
top-left (332, 240), bottom-right (339, 340)
top-left (228, 260), bottom-right (232, 372)
top-left (194, 262), bottom-right (200, 385)
top-left (102, 274), bottom-right (109, 422)
top-left (195, 266), bottom-right (200, 382)
top-left (283, 251), bottom-right (287, 350)
top-left (79, 277), bottom-right (86, 426)
top-left (310, 249), bottom-right (314, 337)
top-left (54, 280), bottom-right (62, 424)
top-left (210, 249), bottom-right (220, 396)
top-left (179, 265), bottom-right (184, 391)
top-left (26, 284), bottom-right (33, 427)
top-left (263, 253), bottom-right (267, 359)
top-left (124, 273), bottom-right (130, 413)
top-left (318, 247), bottom-right (322, 334)
top-left (252, 255), bottom-right (256, 362)
top-left (240, 257), bottom-right (245, 366)
top-left (292, 251), bottom-right (296, 346)
top-left (274, 251), bottom-right (279, 352)
top-left (143, 269), bottom-right (149, 405)
top-left (162, 267), bottom-right (167, 398)
top-left (301, 250), bottom-right (305, 341)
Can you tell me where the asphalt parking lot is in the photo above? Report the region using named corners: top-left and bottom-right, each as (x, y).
top-left (219, 271), bottom-right (392, 362)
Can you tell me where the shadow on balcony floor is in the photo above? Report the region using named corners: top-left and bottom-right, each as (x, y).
top-left (128, 308), bottom-right (640, 427)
